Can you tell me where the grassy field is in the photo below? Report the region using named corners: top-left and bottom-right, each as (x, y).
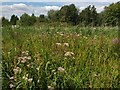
top-left (2, 24), bottom-right (119, 89)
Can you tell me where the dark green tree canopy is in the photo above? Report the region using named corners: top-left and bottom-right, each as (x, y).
top-left (59, 4), bottom-right (79, 25)
top-left (102, 1), bottom-right (120, 26)
top-left (2, 17), bottom-right (10, 26)
top-left (79, 5), bottom-right (98, 26)
top-left (48, 10), bottom-right (60, 22)
top-left (10, 15), bottom-right (19, 25)
top-left (19, 13), bottom-right (36, 26)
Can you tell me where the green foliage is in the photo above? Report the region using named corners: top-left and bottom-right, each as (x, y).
top-left (79, 5), bottom-right (98, 26)
top-left (19, 13), bottom-right (36, 26)
top-left (1, 17), bottom-right (10, 27)
top-left (60, 4), bottom-right (79, 25)
top-left (102, 1), bottom-right (120, 26)
top-left (1, 2), bottom-right (120, 27)
top-left (2, 25), bottom-right (119, 89)
top-left (10, 15), bottom-right (19, 25)
top-left (48, 10), bottom-right (60, 22)
top-left (38, 14), bottom-right (47, 22)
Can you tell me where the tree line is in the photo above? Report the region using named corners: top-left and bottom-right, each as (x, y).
top-left (1, 1), bottom-right (120, 27)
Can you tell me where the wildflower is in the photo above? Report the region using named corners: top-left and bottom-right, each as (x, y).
top-left (22, 76), bottom-right (28, 80)
top-left (60, 33), bottom-right (64, 36)
top-left (56, 43), bottom-right (62, 46)
top-left (59, 32), bottom-right (64, 36)
top-left (76, 34), bottom-right (80, 37)
top-left (26, 51), bottom-right (29, 53)
top-left (28, 78), bottom-right (33, 83)
top-left (17, 57), bottom-right (23, 60)
top-left (27, 64), bottom-right (31, 68)
top-left (13, 67), bottom-right (21, 74)
top-left (21, 57), bottom-right (27, 63)
top-left (48, 86), bottom-right (54, 90)
top-left (9, 83), bottom-right (14, 88)
top-left (36, 67), bottom-right (39, 71)
top-left (22, 51), bottom-right (26, 55)
top-left (93, 27), bottom-right (96, 30)
top-left (37, 80), bottom-right (40, 83)
top-left (112, 38), bottom-right (120, 44)
top-left (58, 67), bottom-right (65, 72)
top-left (83, 36), bottom-right (88, 39)
top-left (22, 75), bottom-right (28, 81)
top-left (10, 76), bottom-right (14, 80)
top-left (22, 51), bottom-right (29, 56)
top-left (64, 52), bottom-right (74, 57)
top-left (94, 73), bottom-right (100, 77)
top-left (63, 43), bottom-right (69, 47)
top-left (27, 56), bottom-right (31, 60)
top-left (52, 70), bottom-right (56, 73)
top-left (26, 74), bottom-right (29, 77)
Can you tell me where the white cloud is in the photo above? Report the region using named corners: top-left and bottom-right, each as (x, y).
top-left (1, 1), bottom-right (118, 19)
top-left (1, 3), bottom-right (61, 19)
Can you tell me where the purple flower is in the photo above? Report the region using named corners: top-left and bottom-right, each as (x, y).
top-left (112, 38), bottom-right (120, 44)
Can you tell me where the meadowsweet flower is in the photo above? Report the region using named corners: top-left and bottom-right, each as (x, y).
top-left (83, 36), bottom-right (88, 39)
top-left (10, 76), bottom-right (14, 80)
top-left (56, 43), bottom-right (62, 46)
top-left (60, 33), bottom-right (64, 36)
top-left (28, 78), bottom-right (33, 83)
top-left (64, 52), bottom-right (74, 57)
top-left (21, 57), bottom-right (27, 63)
top-left (27, 64), bottom-right (31, 68)
top-left (13, 67), bottom-right (21, 74)
top-left (22, 74), bottom-right (28, 81)
top-left (22, 76), bottom-right (28, 80)
top-left (37, 80), bottom-right (40, 83)
top-left (76, 34), bottom-right (80, 37)
top-left (63, 43), bottom-right (69, 47)
top-left (26, 51), bottom-right (29, 53)
top-left (22, 51), bottom-right (29, 56)
top-left (26, 74), bottom-right (29, 77)
top-left (36, 67), bottom-right (39, 71)
top-left (9, 83), bottom-right (14, 88)
top-left (48, 86), bottom-right (54, 90)
top-left (22, 51), bottom-right (26, 55)
top-left (27, 56), bottom-right (31, 60)
top-left (94, 73), bottom-right (100, 77)
top-left (17, 57), bottom-right (23, 60)
top-left (58, 67), bottom-right (65, 72)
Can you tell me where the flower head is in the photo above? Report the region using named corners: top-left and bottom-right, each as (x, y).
top-left (112, 38), bottom-right (120, 44)
top-left (63, 43), bottom-right (69, 47)
top-left (13, 67), bottom-right (21, 74)
top-left (48, 86), bottom-right (54, 90)
top-left (10, 76), bottom-right (14, 80)
top-left (58, 67), bottom-right (65, 72)
top-left (56, 43), bottom-right (62, 46)
top-left (64, 52), bottom-right (74, 57)
top-left (9, 83), bottom-right (14, 88)
top-left (28, 78), bottom-right (33, 83)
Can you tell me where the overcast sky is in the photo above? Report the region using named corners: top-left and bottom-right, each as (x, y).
top-left (0, 0), bottom-right (119, 19)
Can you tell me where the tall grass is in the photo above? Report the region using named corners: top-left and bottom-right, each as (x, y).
top-left (2, 25), bottom-right (119, 89)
